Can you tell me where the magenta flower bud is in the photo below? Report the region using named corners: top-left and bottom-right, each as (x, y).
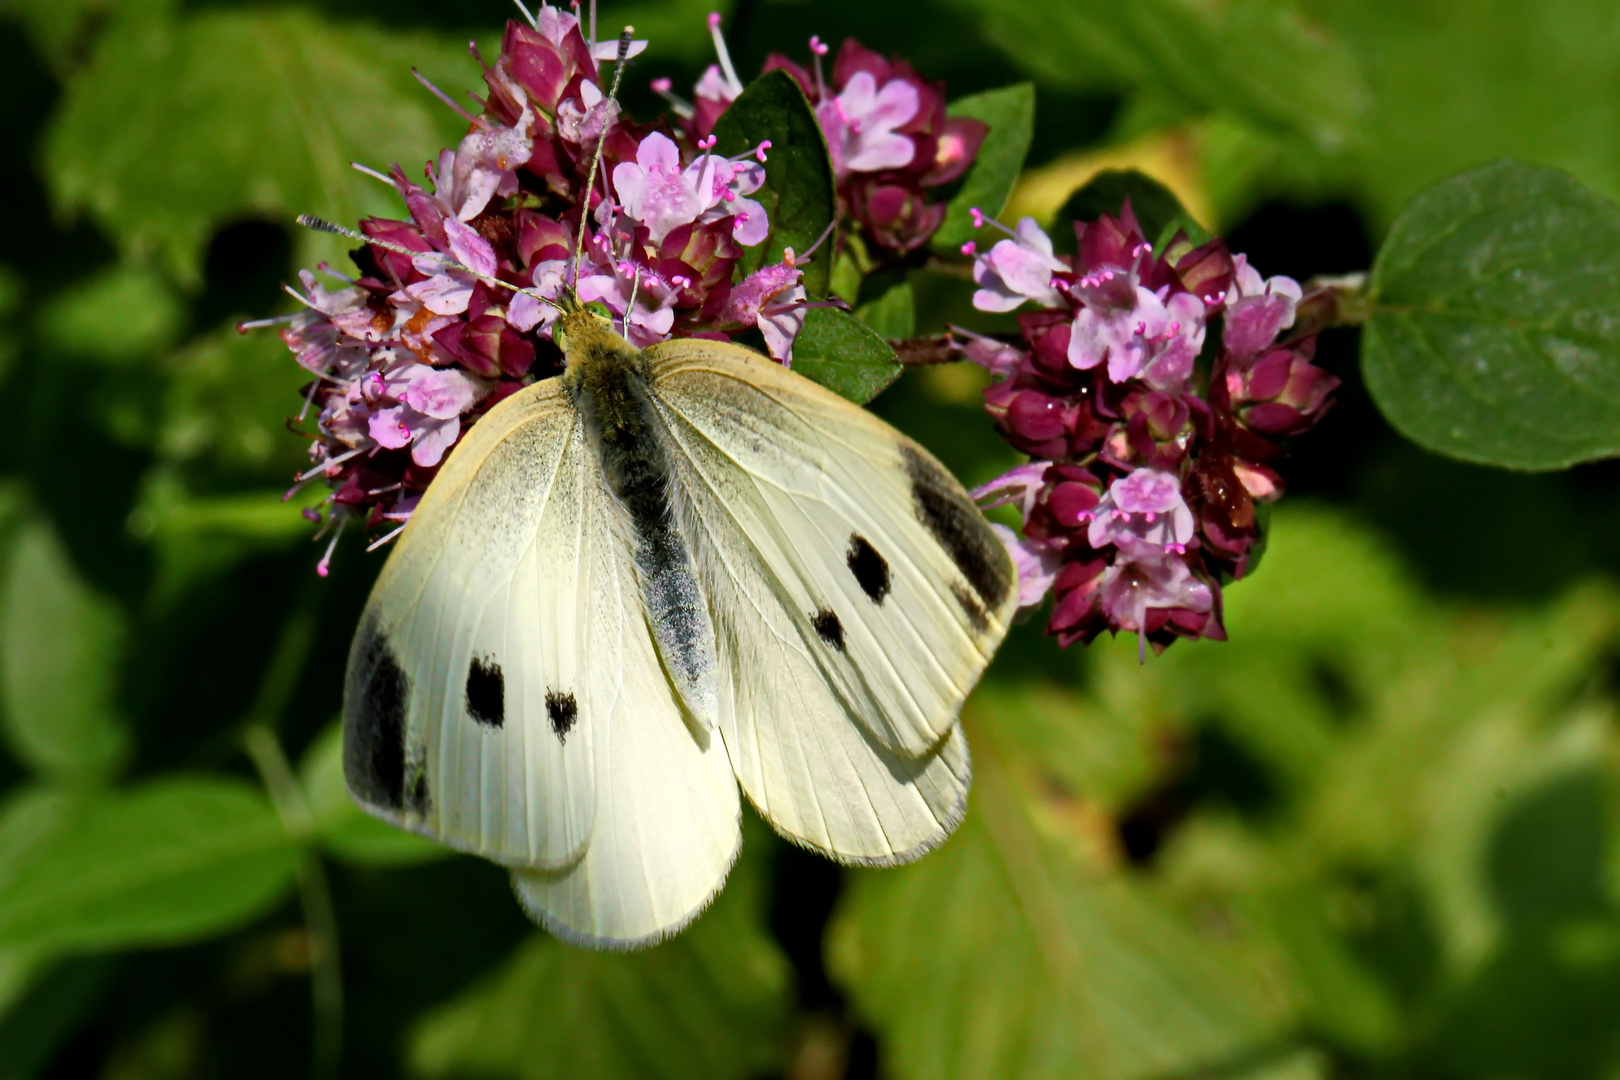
top-left (1223, 343), bottom-right (1340, 437)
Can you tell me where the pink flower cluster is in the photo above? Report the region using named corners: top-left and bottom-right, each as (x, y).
top-left (965, 204), bottom-right (1339, 655)
top-left (668, 17), bottom-right (986, 254)
top-left (261, 7), bottom-right (812, 571)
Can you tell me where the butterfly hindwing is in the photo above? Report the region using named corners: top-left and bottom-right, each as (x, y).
top-left (511, 500), bottom-right (741, 947)
top-left (639, 339), bottom-right (1010, 861)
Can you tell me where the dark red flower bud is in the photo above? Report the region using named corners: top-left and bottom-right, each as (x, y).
top-left (848, 179), bottom-right (947, 252)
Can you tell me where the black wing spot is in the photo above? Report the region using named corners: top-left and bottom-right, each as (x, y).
top-left (546, 690), bottom-right (578, 742)
top-left (465, 655), bottom-right (505, 728)
top-left (952, 583), bottom-right (991, 634)
top-left (812, 608), bottom-right (847, 651)
top-left (847, 534), bottom-right (891, 604)
top-left (900, 443), bottom-right (1012, 609)
top-left (343, 623), bottom-right (409, 811)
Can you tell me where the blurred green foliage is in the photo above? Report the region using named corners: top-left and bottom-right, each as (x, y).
top-left (1, 0), bottom-right (1619, 1077)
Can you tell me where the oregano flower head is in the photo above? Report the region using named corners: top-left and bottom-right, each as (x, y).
top-left (255, 6), bottom-right (799, 572)
top-left (965, 202), bottom-right (1340, 656)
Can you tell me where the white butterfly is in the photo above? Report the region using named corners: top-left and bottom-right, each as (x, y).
top-left (342, 305), bottom-right (1016, 949)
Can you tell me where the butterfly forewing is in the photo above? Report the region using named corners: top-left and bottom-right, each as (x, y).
top-left (344, 382), bottom-right (598, 869)
top-left (642, 340), bottom-right (1017, 759)
top-left (511, 507), bottom-right (741, 947)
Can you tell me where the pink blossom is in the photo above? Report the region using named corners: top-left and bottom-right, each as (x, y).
top-left (613, 132), bottom-right (769, 246)
top-left (971, 218), bottom-right (1066, 312)
top-left (991, 524), bottom-right (1063, 608)
top-left (1097, 549), bottom-right (1214, 638)
top-left (1085, 469), bottom-right (1195, 555)
top-left (1069, 285), bottom-right (1205, 388)
top-left (1223, 253), bottom-right (1302, 357)
top-left (816, 70), bottom-right (919, 178)
top-left (403, 220), bottom-right (498, 316)
top-left (973, 461), bottom-right (1053, 521)
top-left (557, 80), bottom-right (620, 145)
top-left (425, 108), bottom-right (534, 222)
top-left (367, 364), bottom-right (482, 467)
top-left (575, 254), bottom-right (680, 347)
top-left (713, 257), bottom-right (809, 361)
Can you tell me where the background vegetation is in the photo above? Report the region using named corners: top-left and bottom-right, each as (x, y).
top-left (3, 0), bottom-right (1620, 1077)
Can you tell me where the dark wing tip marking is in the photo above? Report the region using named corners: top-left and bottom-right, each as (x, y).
top-left (465, 654), bottom-right (505, 728)
top-left (847, 534), bottom-right (891, 604)
top-left (343, 622), bottom-right (409, 811)
top-left (811, 608), bottom-right (847, 651)
top-left (898, 444), bottom-right (1013, 610)
top-left (546, 689), bottom-right (578, 742)
top-left (951, 583), bottom-right (991, 634)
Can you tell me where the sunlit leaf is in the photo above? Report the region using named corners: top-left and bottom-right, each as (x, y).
top-left (43, 2), bottom-right (474, 285)
top-left (0, 519), bottom-right (129, 781)
top-left (790, 306), bottom-right (903, 404)
top-left (0, 778), bottom-right (299, 954)
top-left (946, 0), bottom-right (1368, 150)
top-left (1364, 160), bottom-right (1620, 470)
top-left (36, 264), bottom-right (184, 365)
top-left (712, 69), bottom-right (836, 298)
top-left (933, 83), bottom-right (1035, 252)
top-left (409, 835), bottom-right (791, 1080)
top-left (828, 732), bottom-right (1292, 1080)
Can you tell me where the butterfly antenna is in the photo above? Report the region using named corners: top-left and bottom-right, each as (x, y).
top-left (296, 214), bottom-right (562, 314)
top-left (623, 263), bottom-right (643, 338)
top-left (570, 26), bottom-right (635, 294)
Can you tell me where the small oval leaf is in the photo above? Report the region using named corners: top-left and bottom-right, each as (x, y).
top-left (791, 307), bottom-right (904, 405)
top-left (1365, 160), bottom-right (1620, 470)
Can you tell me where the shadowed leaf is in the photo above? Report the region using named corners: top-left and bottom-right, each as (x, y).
top-left (712, 69), bottom-right (837, 298)
top-left (933, 83), bottom-right (1035, 252)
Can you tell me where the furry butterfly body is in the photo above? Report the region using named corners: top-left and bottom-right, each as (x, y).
top-left (343, 309), bottom-right (1015, 949)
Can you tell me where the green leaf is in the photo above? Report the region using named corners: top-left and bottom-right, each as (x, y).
top-left (1364, 160), bottom-right (1620, 470)
top-left (933, 83), bottom-right (1036, 252)
top-left (790, 307), bottom-right (904, 405)
top-left (0, 519), bottom-right (129, 781)
top-left (408, 834), bottom-right (791, 1080)
top-left (1052, 169), bottom-right (1193, 255)
top-left (828, 738), bottom-right (1292, 1080)
top-left (299, 724), bottom-right (447, 867)
top-left (0, 777), bottom-right (299, 954)
top-left (854, 279), bottom-right (916, 340)
top-left (128, 468), bottom-right (319, 610)
top-left (1303, 0), bottom-right (1620, 226)
top-left (36, 264), bottom-right (184, 366)
top-left (711, 69), bottom-right (836, 298)
top-left (0, 956), bottom-right (114, 1079)
top-left (158, 324), bottom-right (312, 473)
top-left (945, 0), bottom-right (1367, 150)
top-left (43, 3), bottom-right (473, 285)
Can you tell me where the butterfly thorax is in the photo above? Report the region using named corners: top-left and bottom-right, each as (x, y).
top-left (556, 309), bottom-right (721, 730)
